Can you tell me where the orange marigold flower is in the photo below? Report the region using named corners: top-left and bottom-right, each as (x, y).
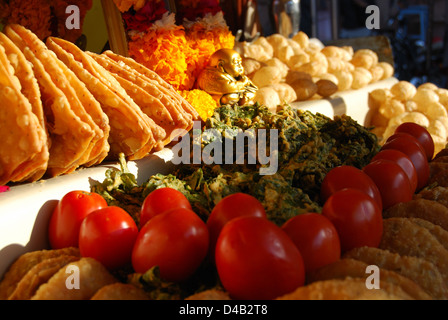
top-left (179, 89), bottom-right (218, 121)
top-left (1, 0), bottom-right (52, 40)
top-left (113, 0), bottom-right (147, 13)
top-left (128, 13), bottom-right (195, 91)
top-left (128, 11), bottom-right (234, 92)
top-left (185, 12), bottom-right (235, 80)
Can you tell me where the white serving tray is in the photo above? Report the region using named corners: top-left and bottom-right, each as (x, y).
top-left (0, 149), bottom-right (175, 278)
top-left (0, 78), bottom-right (398, 279)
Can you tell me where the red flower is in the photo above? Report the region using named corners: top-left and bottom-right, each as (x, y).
top-left (0, 186), bottom-right (10, 193)
top-left (123, 0), bottom-right (168, 31)
top-left (181, 0), bottom-right (222, 21)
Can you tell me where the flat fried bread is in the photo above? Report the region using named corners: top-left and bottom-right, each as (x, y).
top-left (307, 258), bottom-right (432, 300)
top-left (4, 25), bottom-right (95, 176)
top-left (185, 289), bottom-right (231, 300)
top-left (0, 32), bottom-right (49, 182)
top-left (103, 50), bottom-right (200, 121)
top-left (415, 185), bottom-right (448, 209)
top-left (89, 52), bottom-right (193, 135)
top-left (276, 278), bottom-right (414, 300)
top-left (408, 218), bottom-right (448, 251)
top-left (100, 69), bottom-right (177, 145)
top-left (379, 217), bottom-right (448, 286)
top-left (0, 44), bottom-right (47, 185)
top-left (0, 247), bottom-right (79, 300)
top-left (6, 24), bottom-right (109, 169)
top-left (428, 161), bottom-right (448, 187)
top-left (344, 246), bottom-right (448, 300)
top-left (46, 37), bottom-right (157, 160)
top-left (383, 198), bottom-right (448, 231)
top-left (90, 283), bottom-right (149, 300)
top-left (31, 257), bottom-right (117, 300)
top-left (8, 255), bottom-right (80, 300)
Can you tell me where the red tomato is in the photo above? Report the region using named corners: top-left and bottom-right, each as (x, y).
top-left (371, 149), bottom-right (418, 193)
top-left (395, 122), bottom-right (434, 161)
top-left (382, 133), bottom-right (430, 190)
top-left (79, 206), bottom-right (139, 270)
top-left (363, 159), bottom-right (413, 210)
top-left (321, 188), bottom-right (383, 252)
top-left (215, 216), bottom-right (305, 300)
top-left (48, 190), bottom-right (108, 249)
top-left (381, 133), bottom-right (429, 190)
top-left (320, 165), bottom-right (382, 210)
top-left (207, 193), bottom-right (266, 259)
top-left (282, 213), bottom-right (341, 272)
top-left (140, 187), bottom-right (192, 228)
top-left (132, 208), bottom-right (209, 282)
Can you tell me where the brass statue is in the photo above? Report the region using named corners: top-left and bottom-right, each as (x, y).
top-left (197, 48), bottom-right (257, 106)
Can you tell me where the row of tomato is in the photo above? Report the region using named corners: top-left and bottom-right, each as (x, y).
top-left (315, 122), bottom-right (433, 265)
top-left (47, 122), bottom-right (434, 300)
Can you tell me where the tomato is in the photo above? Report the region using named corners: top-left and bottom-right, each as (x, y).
top-left (48, 190), bottom-right (108, 249)
top-left (320, 165), bottom-right (382, 210)
top-left (215, 216), bottom-right (305, 300)
top-left (132, 208), bottom-right (209, 282)
top-left (371, 149), bottom-right (418, 193)
top-left (79, 206), bottom-right (139, 270)
top-left (140, 187), bottom-right (192, 228)
top-left (382, 133), bottom-right (430, 190)
top-left (395, 122), bottom-right (435, 161)
top-left (321, 188), bottom-right (383, 252)
top-left (363, 159), bottom-right (413, 210)
top-left (282, 213), bottom-right (341, 272)
top-left (207, 193), bottom-right (266, 259)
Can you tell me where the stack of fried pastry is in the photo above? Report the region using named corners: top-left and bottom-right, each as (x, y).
top-left (0, 247), bottom-right (149, 300)
top-left (0, 24), bottom-right (199, 185)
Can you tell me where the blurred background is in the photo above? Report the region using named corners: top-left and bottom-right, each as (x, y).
top-left (221, 0), bottom-right (448, 89)
top-left (0, 0), bottom-right (445, 88)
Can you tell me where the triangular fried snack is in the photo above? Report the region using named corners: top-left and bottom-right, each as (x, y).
top-left (89, 52), bottom-right (194, 138)
top-left (46, 37), bottom-right (158, 160)
top-left (103, 50), bottom-right (200, 121)
top-left (4, 25), bottom-right (95, 176)
top-left (6, 24), bottom-right (110, 169)
top-left (0, 44), bottom-right (47, 185)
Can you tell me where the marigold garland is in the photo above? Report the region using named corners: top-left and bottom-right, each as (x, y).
top-left (0, 0), bottom-right (92, 41)
top-left (0, 0), bottom-right (52, 40)
top-left (122, 0), bottom-right (167, 32)
top-left (125, 2), bottom-right (235, 91)
top-left (179, 89), bottom-right (218, 121)
top-left (185, 12), bottom-right (236, 80)
top-left (128, 13), bottom-right (196, 91)
top-left (113, 0), bottom-right (146, 13)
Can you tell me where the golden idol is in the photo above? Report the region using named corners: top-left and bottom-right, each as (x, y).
top-left (197, 48), bottom-right (257, 106)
